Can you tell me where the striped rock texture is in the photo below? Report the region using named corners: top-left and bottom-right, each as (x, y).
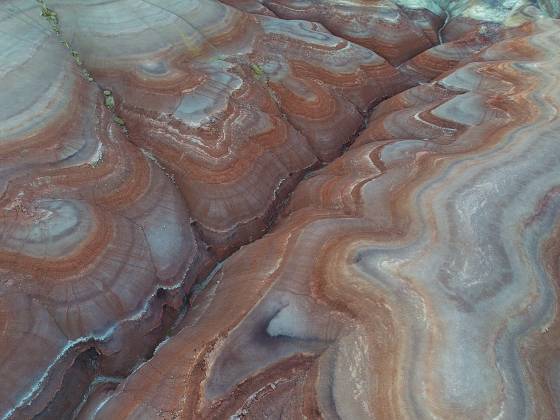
top-left (48, 0), bottom-right (416, 255)
top-left (1, 0), bottom-right (560, 419)
top-left (0, 2), bottom-right (208, 418)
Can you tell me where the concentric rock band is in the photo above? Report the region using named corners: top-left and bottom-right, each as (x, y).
top-left (1, 0), bottom-right (560, 418)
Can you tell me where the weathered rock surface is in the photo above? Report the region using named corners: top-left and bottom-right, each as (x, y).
top-left (47, 0), bottom-right (415, 255)
top-left (0, 2), bottom-right (206, 417)
top-left (2, 0), bottom-right (560, 419)
top-left (240, 0), bottom-right (441, 65)
top-left (86, 15), bottom-right (560, 420)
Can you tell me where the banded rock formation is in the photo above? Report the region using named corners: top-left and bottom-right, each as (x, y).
top-left (83, 10), bottom-right (560, 420)
top-left (0, 2), bottom-right (206, 418)
top-left (2, 0), bottom-right (560, 419)
top-left (233, 0), bottom-right (442, 65)
top-left (47, 0), bottom-right (419, 255)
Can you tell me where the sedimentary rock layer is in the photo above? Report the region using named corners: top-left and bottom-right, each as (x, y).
top-left (0, 2), bottom-right (206, 418)
top-left (88, 17), bottom-right (560, 420)
top-left (244, 0), bottom-right (441, 65)
top-left (2, 0), bottom-right (560, 419)
top-left (48, 0), bottom-right (416, 255)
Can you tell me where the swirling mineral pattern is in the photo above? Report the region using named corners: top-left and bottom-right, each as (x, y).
top-left (250, 0), bottom-right (441, 65)
top-left (47, 0), bottom-right (412, 255)
top-left (3, 0), bottom-right (560, 419)
top-left (0, 2), bottom-right (205, 418)
top-left (88, 12), bottom-right (560, 420)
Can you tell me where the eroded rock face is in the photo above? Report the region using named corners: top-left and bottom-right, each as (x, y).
top-left (84, 16), bottom-right (560, 420)
top-left (2, 0), bottom-right (560, 419)
top-left (46, 0), bottom-right (416, 255)
top-left (242, 0), bottom-right (441, 65)
top-left (0, 2), bottom-right (206, 417)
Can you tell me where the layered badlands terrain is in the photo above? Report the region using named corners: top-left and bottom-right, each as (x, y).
top-left (1, 0), bottom-right (560, 418)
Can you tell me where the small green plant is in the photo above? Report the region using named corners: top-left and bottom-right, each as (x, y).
top-left (103, 90), bottom-right (115, 110)
top-left (107, 96), bottom-right (128, 132)
top-left (38, 2), bottom-right (57, 23)
top-left (71, 49), bottom-right (82, 65)
top-left (82, 68), bottom-right (94, 82)
top-left (36, 1), bottom-right (127, 131)
top-left (113, 116), bottom-right (125, 126)
top-left (250, 63), bottom-right (264, 79)
top-left (41, 7), bottom-right (57, 24)
top-left (37, 0), bottom-right (90, 78)
top-left (36, 0), bottom-right (60, 34)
